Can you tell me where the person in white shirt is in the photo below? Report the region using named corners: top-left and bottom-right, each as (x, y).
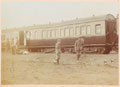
top-left (54, 39), bottom-right (61, 64)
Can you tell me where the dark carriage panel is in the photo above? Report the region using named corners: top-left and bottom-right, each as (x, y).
top-left (19, 31), bottom-right (24, 45)
top-left (26, 36), bottom-right (106, 48)
top-left (105, 21), bottom-right (117, 44)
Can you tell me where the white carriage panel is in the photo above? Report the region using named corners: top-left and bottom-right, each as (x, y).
top-left (56, 28), bottom-right (60, 38)
top-left (32, 30), bottom-right (35, 40)
top-left (84, 23), bottom-right (93, 36)
top-left (93, 21), bottom-right (105, 36)
top-left (60, 28), bottom-right (65, 38)
top-left (84, 21), bottom-right (105, 36)
top-left (35, 30), bottom-right (39, 39)
top-left (88, 23), bottom-right (94, 36)
top-left (45, 29), bottom-right (48, 39)
top-left (47, 28), bottom-right (55, 39)
top-left (75, 25), bottom-right (81, 36)
top-left (51, 29), bottom-right (56, 38)
top-left (86, 25), bottom-right (91, 35)
top-left (63, 26), bottom-right (67, 38)
top-left (10, 31), bottom-right (19, 45)
top-left (58, 28), bottom-right (61, 38)
top-left (26, 31), bottom-right (31, 40)
top-left (69, 26), bottom-right (74, 37)
top-left (28, 31), bottom-right (31, 40)
top-left (73, 24), bottom-right (77, 37)
top-left (65, 28), bottom-right (70, 37)
top-left (47, 30), bottom-right (51, 39)
top-left (30, 30), bottom-right (34, 40)
top-left (81, 25), bottom-right (86, 36)
top-left (60, 25), bottom-right (75, 38)
top-left (12, 32), bottom-right (19, 40)
top-left (34, 31), bottom-right (37, 40)
top-left (42, 30), bottom-right (45, 39)
top-left (42, 30), bottom-right (48, 39)
top-left (35, 30), bottom-right (39, 40)
top-left (74, 23), bottom-right (89, 37)
top-left (38, 29), bottom-right (42, 40)
top-left (36, 29), bottom-right (40, 40)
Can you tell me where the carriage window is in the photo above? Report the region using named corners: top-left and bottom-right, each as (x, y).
top-left (43, 30), bottom-right (48, 38)
top-left (26, 32), bottom-right (30, 39)
top-left (69, 27), bottom-right (74, 36)
top-left (42, 31), bottom-right (45, 38)
top-left (65, 28), bottom-right (69, 37)
top-left (56, 29), bottom-right (59, 38)
top-left (60, 29), bottom-right (64, 37)
top-left (81, 26), bottom-right (86, 35)
top-left (38, 30), bottom-right (42, 39)
top-left (95, 24), bottom-right (101, 34)
top-left (30, 31), bottom-right (33, 39)
top-left (86, 26), bottom-right (91, 35)
top-left (34, 31), bottom-right (37, 39)
top-left (48, 30), bottom-right (51, 38)
top-left (46, 31), bottom-right (48, 38)
top-left (51, 30), bottom-right (56, 38)
top-left (76, 26), bottom-right (80, 36)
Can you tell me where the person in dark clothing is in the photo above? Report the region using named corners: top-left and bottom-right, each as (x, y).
top-left (74, 37), bottom-right (84, 61)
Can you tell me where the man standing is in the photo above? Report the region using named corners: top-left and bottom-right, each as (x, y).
top-left (54, 39), bottom-right (61, 64)
top-left (74, 37), bottom-right (84, 61)
top-left (11, 38), bottom-right (18, 55)
top-left (6, 39), bottom-right (10, 52)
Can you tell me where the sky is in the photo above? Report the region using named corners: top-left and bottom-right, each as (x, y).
top-left (1, 1), bottom-right (119, 29)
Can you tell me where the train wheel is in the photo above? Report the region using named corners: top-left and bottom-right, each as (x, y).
top-left (97, 48), bottom-right (104, 54)
top-left (41, 48), bottom-right (44, 53)
top-left (61, 48), bottom-right (65, 53)
top-left (96, 48), bottom-right (100, 54)
top-left (100, 48), bottom-right (105, 54)
top-left (94, 48), bottom-right (98, 53)
top-left (103, 46), bottom-right (112, 54)
top-left (68, 48), bottom-right (72, 53)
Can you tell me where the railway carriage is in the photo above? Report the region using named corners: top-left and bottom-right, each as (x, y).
top-left (1, 29), bottom-right (19, 51)
top-left (1, 14), bottom-right (118, 54)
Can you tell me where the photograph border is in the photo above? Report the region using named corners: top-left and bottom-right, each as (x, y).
top-left (0, 0), bottom-right (119, 87)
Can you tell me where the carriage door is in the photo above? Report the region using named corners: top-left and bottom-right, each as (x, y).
top-left (19, 31), bottom-right (24, 46)
top-left (105, 20), bottom-right (116, 44)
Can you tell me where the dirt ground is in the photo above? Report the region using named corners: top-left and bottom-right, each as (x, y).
top-left (1, 52), bottom-right (119, 85)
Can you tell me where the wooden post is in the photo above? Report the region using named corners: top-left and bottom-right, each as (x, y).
top-left (24, 31), bottom-right (27, 46)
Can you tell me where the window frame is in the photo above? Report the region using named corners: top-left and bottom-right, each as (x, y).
top-left (65, 28), bottom-right (70, 37)
top-left (42, 30), bottom-right (48, 39)
top-left (34, 31), bottom-right (37, 39)
top-left (48, 30), bottom-right (51, 38)
top-left (86, 25), bottom-right (91, 35)
top-left (56, 29), bottom-right (60, 38)
top-left (81, 25), bottom-right (86, 35)
top-left (69, 27), bottom-right (74, 37)
top-left (60, 28), bottom-right (65, 37)
top-left (51, 29), bottom-right (56, 38)
top-left (95, 24), bottom-right (101, 34)
top-left (75, 26), bottom-right (80, 36)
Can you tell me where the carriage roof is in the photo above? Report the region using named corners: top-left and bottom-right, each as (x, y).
top-left (2, 14), bottom-right (115, 33)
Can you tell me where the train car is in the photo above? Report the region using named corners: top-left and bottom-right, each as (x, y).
top-left (1, 28), bottom-right (20, 52)
top-left (112, 14), bottom-right (119, 52)
top-left (1, 14), bottom-right (118, 54)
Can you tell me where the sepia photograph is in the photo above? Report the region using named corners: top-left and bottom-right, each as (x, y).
top-left (1, 0), bottom-right (119, 86)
